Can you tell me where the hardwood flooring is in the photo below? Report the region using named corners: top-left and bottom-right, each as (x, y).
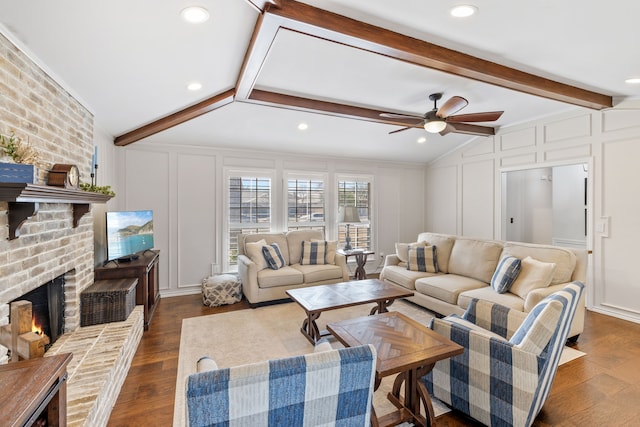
top-left (108, 295), bottom-right (640, 427)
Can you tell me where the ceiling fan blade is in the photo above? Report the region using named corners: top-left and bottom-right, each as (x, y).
top-left (446, 111), bottom-right (504, 123)
top-left (437, 96), bottom-right (468, 118)
top-left (380, 112), bottom-right (423, 120)
top-left (444, 122), bottom-right (495, 136)
top-left (439, 123), bottom-right (456, 136)
top-left (388, 126), bottom-right (415, 134)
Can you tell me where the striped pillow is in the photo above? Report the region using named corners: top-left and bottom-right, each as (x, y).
top-left (407, 245), bottom-right (438, 273)
top-left (491, 256), bottom-right (522, 293)
top-left (300, 241), bottom-right (327, 265)
top-left (262, 243), bottom-right (286, 270)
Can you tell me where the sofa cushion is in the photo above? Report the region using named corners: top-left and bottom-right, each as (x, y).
top-left (417, 233), bottom-right (455, 273)
top-left (313, 239), bottom-right (337, 265)
top-left (246, 239), bottom-right (268, 270)
top-left (502, 242), bottom-right (576, 285)
top-left (382, 265), bottom-right (436, 290)
top-left (447, 239), bottom-right (503, 283)
top-left (262, 243), bottom-right (286, 270)
top-left (290, 263), bottom-right (345, 283)
top-left (508, 256), bottom-right (556, 299)
top-left (407, 245), bottom-right (438, 273)
top-left (286, 230), bottom-right (324, 264)
top-left (257, 266), bottom-right (304, 288)
top-left (395, 242), bottom-right (425, 263)
top-left (415, 274), bottom-right (487, 305)
top-left (458, 286), bottom-right (525, 312)
top-left (242, 233), bottom-right (290, 265)
top-left (490, 256), bottom-right (521, 293)
top-left (301, 241), bottom-right (327, 265)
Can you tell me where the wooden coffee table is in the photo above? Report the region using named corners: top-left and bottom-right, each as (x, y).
top-left (327, 311), bottom-right (463, 427)
top-left (286, 279), bottom-right (413, 344)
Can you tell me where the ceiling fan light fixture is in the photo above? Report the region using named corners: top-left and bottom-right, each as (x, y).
top-left (181, 6), bottom-right (210, 24)
top-left (424, 120), bottom-right (447, 133)
top-left (450, 5), bottom-right (478, 18)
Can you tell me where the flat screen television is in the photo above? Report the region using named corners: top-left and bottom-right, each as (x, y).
top-left (106, 210), bottom-right (154, 262)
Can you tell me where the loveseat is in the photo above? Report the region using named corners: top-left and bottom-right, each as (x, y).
top-left (380, 232), bottom-right (587, 339)
top-left (237, 230), bottom-right (349, 306)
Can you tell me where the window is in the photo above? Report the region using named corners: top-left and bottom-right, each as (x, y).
top-left (338, 177), bottom-right (372, 250)
top-left (227, 174), bottom-right (272, 269)
top-left (287, 176), bottom-right (325, 232)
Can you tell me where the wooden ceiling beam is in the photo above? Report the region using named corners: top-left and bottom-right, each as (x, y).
top-left (114, 89), bottom-right (235, 146)
top-left (247, 89), bottom-right (424, 127)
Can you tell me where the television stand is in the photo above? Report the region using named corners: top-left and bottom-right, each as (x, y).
top-left (116, 254), bottom-right (140, 263)
top-left (95, 251), bottom-right (160, 330)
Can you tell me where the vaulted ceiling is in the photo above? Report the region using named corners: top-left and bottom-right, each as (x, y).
top-left (1, 1), bottom-right (637, 163)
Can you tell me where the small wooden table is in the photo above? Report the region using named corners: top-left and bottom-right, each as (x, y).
top-left (286, 279), bottom-right (413, 344)
top-left (339, 249), bottom-right (375, 280)
top-left (327, 312), bottom-right (463, 427)
top-left (0, 352), bottom-right (73, 427)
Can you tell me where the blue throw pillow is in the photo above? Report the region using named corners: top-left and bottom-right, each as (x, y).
top-left (491, 256), bottom-right (522, 293)
top-left (407, 245), bottom-right (438, 273)
top-left (262, 243), bottom-right (286, 270)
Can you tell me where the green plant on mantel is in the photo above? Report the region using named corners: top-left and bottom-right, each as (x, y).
top-left (0, 131), bottom-right (42, 166)
top-left (80, 182), bottom-right (115, 196)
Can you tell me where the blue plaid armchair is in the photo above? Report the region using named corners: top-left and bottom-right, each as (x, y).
top-left (185, 344), bottom-right (377, 427)
top-left (421, 281), bottom-right (584, 427)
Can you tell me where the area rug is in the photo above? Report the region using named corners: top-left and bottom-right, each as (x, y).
top-left (173, 300), bottom-right (585, 426)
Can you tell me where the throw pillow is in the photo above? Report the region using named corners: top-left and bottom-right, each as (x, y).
top-left (396, 241), bottom-right (425, 263)
top-left (262, 243), bottom-right (286, 270)
top-left (312, 239), bottom-right (337, 265)
top-left (491, 256), bottom-right (522, 294)
top-left (300, 240), bottom-right (327, 265)
top-left (245, 239), bottom-right (268, 270)
top-left (508, 256), bottom-right (557, 299)
top-left (407, 245), bottom-right (438, 273)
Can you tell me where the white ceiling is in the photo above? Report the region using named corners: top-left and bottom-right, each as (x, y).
top-left (1, 0), bottom-right (638, 164)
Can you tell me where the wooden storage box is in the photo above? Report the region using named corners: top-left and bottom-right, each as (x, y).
top-left (81, 278), bottom-right (137, 326)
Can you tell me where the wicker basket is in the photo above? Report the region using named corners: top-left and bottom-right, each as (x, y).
top-left (81, 278), bottom-right (137, 326)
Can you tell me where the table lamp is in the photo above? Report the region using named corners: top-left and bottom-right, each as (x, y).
top-left (338, 206), bottom-right (361, 251)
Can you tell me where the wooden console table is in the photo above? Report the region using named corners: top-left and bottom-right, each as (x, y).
top-left (0, 352), bottom-right (72, 427)
top-left (95, 251), bottom-right (160, 330)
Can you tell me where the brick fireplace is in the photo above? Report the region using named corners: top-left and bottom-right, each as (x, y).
top-left (0, 28), bottom-right (96, 362)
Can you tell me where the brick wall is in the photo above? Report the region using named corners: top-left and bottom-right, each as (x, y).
top-left (0, 32), bottom-right (95, 362)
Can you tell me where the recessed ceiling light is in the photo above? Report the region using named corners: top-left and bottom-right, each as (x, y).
top-left (187, 82), bottom-right (202, 91)
top-left (417, 137), bottom-right (427, 144)
top-left (181, 6), bottom-right (210, 24)
top-left (298, 123), bottom-right (308, 131)
top-left (625, 77), bottom-right (640, 84)
top-left (450, 5), bottom-right (478, 18)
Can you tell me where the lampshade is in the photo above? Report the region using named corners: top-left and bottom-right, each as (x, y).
top-left (424, 119), bottom-right (447, 133)
top-left (337, 206), bottom-right (361, 223)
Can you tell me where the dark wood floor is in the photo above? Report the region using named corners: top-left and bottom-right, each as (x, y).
top-left (108, 294), bottom-right (640, 427)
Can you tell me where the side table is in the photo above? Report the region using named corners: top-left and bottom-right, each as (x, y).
top-left (338, 249), bottom-right (374, 280)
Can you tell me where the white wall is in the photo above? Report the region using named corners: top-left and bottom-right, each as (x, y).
top-left (113, 143), bottom-right (426, 297)
top-left (426, 101), bottom-right (640, 324)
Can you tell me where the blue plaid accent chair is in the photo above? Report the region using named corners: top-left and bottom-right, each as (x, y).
top-left (186, 344), bottom-right (377, 427)
top-left (421, 281), bottom-right (584, 427)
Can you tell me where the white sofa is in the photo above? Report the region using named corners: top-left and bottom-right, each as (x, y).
top-left (380, 232), bottom-right (587, 340)
top-left (237, 230), bottom-right (349, 306)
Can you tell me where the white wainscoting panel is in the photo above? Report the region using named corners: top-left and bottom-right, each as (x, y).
top-left (500, 127), bottom-right (536, 151)
top-left (425, 165), bottom-right (457, 234)
top-left (177, 153), bottom-right (217, 288)
top-left (602, 109), bottom-right (640, 133)
top-left (462, 160), bottom-right (494, 238)
top-left (462, 137), bottom-right (495, 158)
top-left (543, 114), bottom-right (591, 143)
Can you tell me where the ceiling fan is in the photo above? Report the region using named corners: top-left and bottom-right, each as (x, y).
top-left (380, 93), bottom-right (504, 136)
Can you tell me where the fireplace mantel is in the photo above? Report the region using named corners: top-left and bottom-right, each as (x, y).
top-left (0, 183), bottom-right (113, 239)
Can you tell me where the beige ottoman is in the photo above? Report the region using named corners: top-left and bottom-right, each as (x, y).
top-left (202, 274), bottom-right (243, 307)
